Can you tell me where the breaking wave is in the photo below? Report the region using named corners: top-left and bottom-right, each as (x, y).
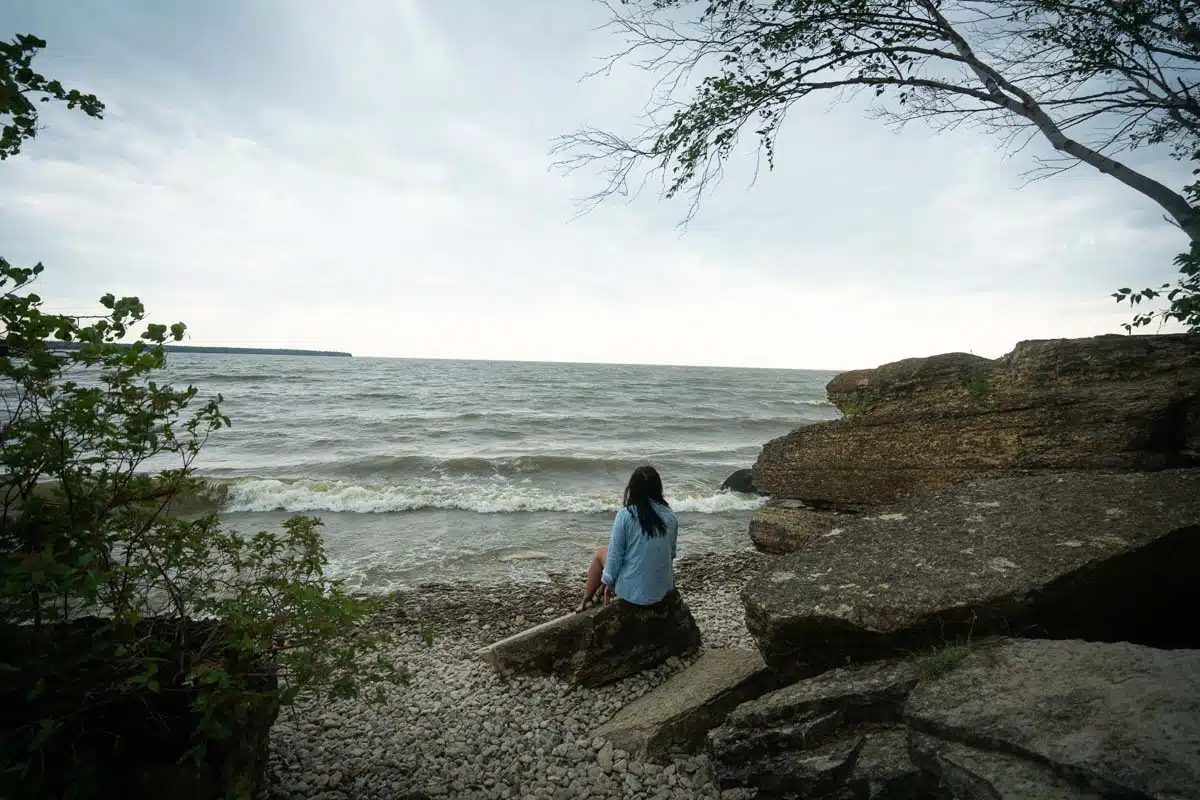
top-left (216, 477), bottom-right (767, 515)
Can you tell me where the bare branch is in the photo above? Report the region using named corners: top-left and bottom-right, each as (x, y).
top-left (554, 0), bottom-right (1199, 239)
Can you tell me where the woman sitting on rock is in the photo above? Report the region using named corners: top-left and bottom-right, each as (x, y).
top-left (577, 465), bottom-right (678, 612)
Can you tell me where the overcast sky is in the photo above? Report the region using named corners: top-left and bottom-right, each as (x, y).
top-left (1, 0), bottom-right (1191, 370)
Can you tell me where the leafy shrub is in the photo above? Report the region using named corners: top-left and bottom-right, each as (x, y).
top-left (0, 261), bottom-right (401, 796)
top-left (1115, 158), bottom-right (1200, 334)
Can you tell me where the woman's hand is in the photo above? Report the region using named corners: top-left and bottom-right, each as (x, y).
top-left (601, 583), bottom-right (615, 605)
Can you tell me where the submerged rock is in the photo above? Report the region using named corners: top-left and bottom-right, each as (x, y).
top-left (906, 639), bottom-right (1200, 798)
top-left (476, 590), bottom-right (702, 687)
top-left (592, 648), bottom-right (775, 760)
top-left (753, 334), bottom-right (1200, 510)
top-left (720, 468), bottom-right (762, 495)
top-left (742, 469), bottom-right (1200, 674)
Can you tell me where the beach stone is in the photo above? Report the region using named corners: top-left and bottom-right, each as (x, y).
top-left (905, 639), bottom-right (1200, 798)
top-left (597, 741), bottom-right (614, 770)
top-left (743, 469), bottom-right (1200, 674)
top-left (753, 333), bottom-right (1200, 509)
top-left (747, 501), bottom-right (847, 554)
top-left (592, 649), bottom-right (775, 761)
top-left (477, 590), bottom-right (702, 687)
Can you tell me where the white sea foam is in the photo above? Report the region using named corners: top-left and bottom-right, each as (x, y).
top-left (220, 477), bottom-right (768, 515)
top-left (496, 550), bottom-right (552, 562)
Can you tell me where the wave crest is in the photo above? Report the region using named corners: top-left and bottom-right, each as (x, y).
top-left (218, 477), bottom-right (767, 515)
top-left (280, 453), bottom-right (730, 480)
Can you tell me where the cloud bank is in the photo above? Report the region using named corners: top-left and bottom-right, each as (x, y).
top-left (0, 0), bottom-right (1190, 369)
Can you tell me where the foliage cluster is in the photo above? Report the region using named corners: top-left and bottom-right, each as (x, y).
top-left (915, 642), bottom-right (972, 680)
top-left (1115, 159), bottom-right (1200, 332)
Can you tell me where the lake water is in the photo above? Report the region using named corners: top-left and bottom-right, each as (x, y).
top-left (160, 355), bottom-right (838, 591)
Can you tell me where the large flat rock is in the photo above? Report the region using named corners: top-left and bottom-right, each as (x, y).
top-left (905, 639), bottom-right (1200, 798)
top-left (591, 648), bottom-right (774, 760)
top-left (753, 334), bottom-right (1200, 509)
top-left (476, 590), bottom-right (701, 687)
top-left (742, 470), bottom-right (1200, 673)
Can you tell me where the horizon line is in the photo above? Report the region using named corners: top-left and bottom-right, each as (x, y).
top-left (171, 346), bottom-right (855, 373)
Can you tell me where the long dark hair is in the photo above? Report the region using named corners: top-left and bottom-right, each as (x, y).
top-left (623, 465), bottom-right (669, 537)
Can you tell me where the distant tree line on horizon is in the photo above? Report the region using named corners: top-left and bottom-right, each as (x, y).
top-left (39, 341), bottom-right (353, 358)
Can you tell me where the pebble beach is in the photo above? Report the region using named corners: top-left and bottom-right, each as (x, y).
top-left (264, 550), bottom-right (771, 800)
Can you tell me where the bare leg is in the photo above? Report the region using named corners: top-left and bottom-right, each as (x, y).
top-left (578, 547), bottom-right (607, 612)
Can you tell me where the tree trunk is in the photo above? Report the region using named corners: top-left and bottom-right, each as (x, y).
top-left (1049, 134), bottom-right (1199, 244)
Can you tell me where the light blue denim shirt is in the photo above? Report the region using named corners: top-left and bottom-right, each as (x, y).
top-left (600, 501), bottom-right (678, 606)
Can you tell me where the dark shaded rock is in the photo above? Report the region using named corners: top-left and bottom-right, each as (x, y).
top-left (721, 468), bottom-right (763, 495)
top-left (905, 639), bottom-right (1200, 798)
top-left (845, 728), bottom-right (927, 799)
top-left (709, 659), bottom-right (921, 797)
top-left (756, 734), bottom-right (867, 797)
top-left (0, 618), bottom-right (278, 800)
top-left (742, 470), bottom-right (1200, 674)
top-left (753, 334), bottom-right (1200, 510)
top-left (717, 659), bottom-right (918, 740)
top-left (748, 500), bottom-right (849, 554)
top-left (592, 648), bottom-right (776, 760)
top-left (714, 729), bottom-right (924, 799)
top-left (909, 734), bottom-right (1101, 799)
top-left (476, 589), bottom-right (702, 687)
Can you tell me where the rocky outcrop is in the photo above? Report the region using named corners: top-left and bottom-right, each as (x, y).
top-left (708, 639), bottom-right (1200, 798)
top-left (741, 469), bottom-right (1200, 674)
top-left (476, 590), bottom-right (702, 687)
top-left (708, 659), bottom-right (927, 798)
top-left (906, 639), bottom-right (1200, 798)
top-left (753, 334), bottom-right (1200, 510)
top-left (720, 468), bottom-right (762, 495)
top-left (748, 500), bottom-right (849, 554)
top-left (591, 648), bottom-right (775, 760)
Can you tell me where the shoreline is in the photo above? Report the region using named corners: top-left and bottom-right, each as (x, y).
top-left (267, 549), bottom-right (774, 799)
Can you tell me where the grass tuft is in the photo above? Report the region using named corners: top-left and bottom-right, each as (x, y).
top-left (916, 643), bottom-right (971, 680)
